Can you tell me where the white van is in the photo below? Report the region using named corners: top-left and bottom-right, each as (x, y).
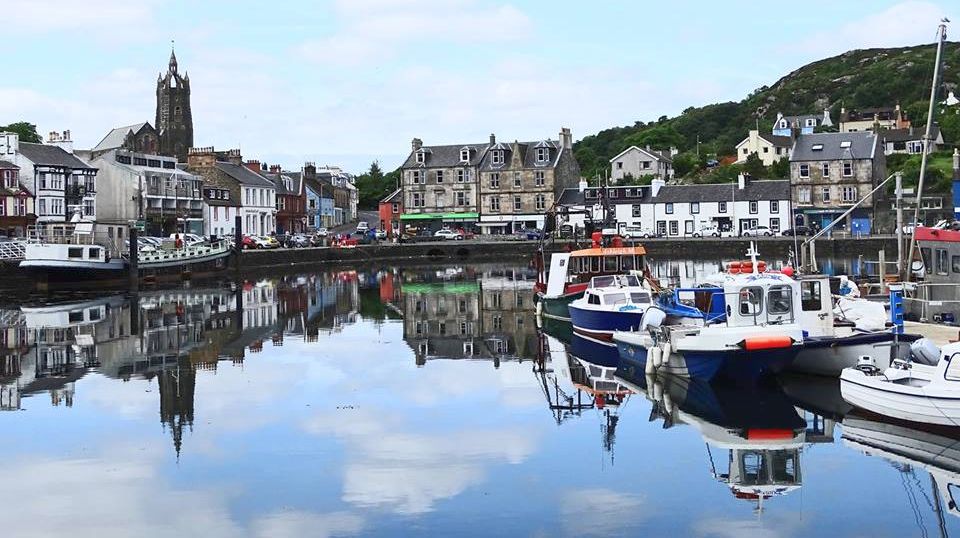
top-left (620, 225), bottom-right (658, 239)
top-left (692, 224), bottom-right (727, 238)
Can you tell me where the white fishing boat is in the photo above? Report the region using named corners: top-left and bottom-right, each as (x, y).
top-left (568, 274), bottom-right (652, 341)
top-left (840, 341), bottom-right (960, 427)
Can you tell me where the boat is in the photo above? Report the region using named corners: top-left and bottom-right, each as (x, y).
top-left (840, 341), bottom-right (960, 427)
top-left (904, 223), bottom-right (960, 323)
top-left (535, 231), bottom-right (646, 322)
top-left (613, 246), bottom-right (804, 382)
top-left (18, 219), bottom-right (233, 282)
top-left (568, 274), bottom-right (652, 341)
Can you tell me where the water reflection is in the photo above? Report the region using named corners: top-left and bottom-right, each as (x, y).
top-left (1, 263), bottom-right (960, 535)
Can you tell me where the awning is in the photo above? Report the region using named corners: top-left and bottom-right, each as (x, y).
top-left (441, 212), bottom-right (479, 221)
top-left (400, 213), bottom-right (441, 221)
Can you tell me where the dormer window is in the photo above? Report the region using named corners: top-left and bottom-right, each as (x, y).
top-left (805, 118), bottom-right (816, 127)
top-left (779, 120), bottom-right (787, 128)
top-left (492, 150), bottom-right (504, 165)
top-left (840, 141), bottom-right (852, 149)
top-left (415, 150), bottom-right (426, 164)
top-left (460, 149), bottom-right (470, 162)
top-left (536, 147), bottom-right (549, 163)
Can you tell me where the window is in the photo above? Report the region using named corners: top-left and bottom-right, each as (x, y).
top-left (684, 220), bottom-right (694, 235)
top-left (536, 147), bottom-right (549, 162)
top-left (691, 202), bottom-right (699, 214)
top-left (799, 164), bottom-right (810, 178)
top-left (841, 186), bottom-right (857, 203)
top-left (937, 249), bottom-right (949, 275)
top-left (490, 173), bottom-right (500, 189)
top-left (604, 256), bottom-right (619, 272)
top-left (632, 204), bottom-right (641, 217)
top-left (762, 147), bottom-right (769, 153)
top-left (588, 294), bottom-right (601, 305)
top-left (768, 285), bottom-right (792, 315)
top-left (68, 247), bottom-right (83, 258)
top-left (821, 187), bottom-right (831, 203)
top-left (842, 162), bottom-right (853, 177)
top-left (415, 151), bottom-right (425, 164)
top-left (0, 202), bottom-right (5, 216)
top-left (770, 218), bottom-right (780, 233)
top-left (492, 150), bottom-right (504, 165)
top-left (665, 203), bottom-right (674, 214)
top-left (801, 281), bottom-right (822, 311)
top-left (770, 200), bottom-right (779, 213)
top-left (806, 118), bottom-right (816, 127)
top-left (456, 191), bottom-right (466, 206)
top-left (617, 162), bottom-right (623, 169)
top-left (392, 202), bottom-right (399, 213)
top-left (535, 194), bottom-right (546, 211)
top-left (718, 201), bottom-right (727, 213)
top-left (435, 193), bottom-right (445, 208)
top-left (513, 196), bottom-right (521, 211)
top-left (609, 189), bottom-right (618, 199)
top-left (811, 144), bottom-right (823, 151)
top-left (669, 221), bottom-right (678, 235)
top-left (535, 171), bottom-right (545, 186)
top-left (821, 163), bottom-right (829, 177)
top-left (798, 187), bottom-right (811, 204)
top-left (411, 192), bottom-right (424, 207)
top-left (490, 196), bottom-right (500, 212)
top-left (749, 201), bottom-right (758, 214)
top-left (411, 170), bottom-right (422, 184)
top-left (15, 198), bottom-right (25, 216)
top-left (656, 221), bottom-right (667, 235)
top-left (952, 255), bottom-right (960, 273)
top-left (436, 170), bottom-right (444, 183)
top-left (739, 287), bottom-right (763, 316)
top-left (460, 149), bottom-right (470, 162)
top-left (513, 172), bottom-right (521, 188)
top-left (457, 169), bottom-right (465, 183)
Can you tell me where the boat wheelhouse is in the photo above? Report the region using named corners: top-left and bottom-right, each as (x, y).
top-left (568, 274), bottom-right (651, 341)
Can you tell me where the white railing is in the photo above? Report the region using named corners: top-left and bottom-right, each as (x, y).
top-left (0, 241), bottom-right (25, 260)
top-left (135, 239), bottom-right (232, 266)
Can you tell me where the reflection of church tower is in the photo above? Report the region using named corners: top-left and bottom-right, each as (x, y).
top-left (156, 47), bottom-right (194, 163)
top-left (159, 364), bottom-right (196, 457)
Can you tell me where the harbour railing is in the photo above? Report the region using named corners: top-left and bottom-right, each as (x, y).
top-left (0, 241), bottom-right (26, 261)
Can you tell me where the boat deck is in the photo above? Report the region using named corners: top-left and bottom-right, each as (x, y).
top-left (904, 321), bottom-right (960, 346)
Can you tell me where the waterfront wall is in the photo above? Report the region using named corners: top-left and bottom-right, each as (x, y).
top-left (236, 236), bottom-right (899, 270)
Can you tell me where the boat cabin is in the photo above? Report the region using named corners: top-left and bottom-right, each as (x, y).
top-left (582, 275), bottom-right (651, 309)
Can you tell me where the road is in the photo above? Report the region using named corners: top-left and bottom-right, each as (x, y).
top-left (328, 210), bottom-right (378, 235)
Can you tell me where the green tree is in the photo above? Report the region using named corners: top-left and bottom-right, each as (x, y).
top-left (672, 152), bottom-right (699, 178)
top-left (742, 153), bottom-right (766, 178)
top-left (767, 157), bottom-right (790, 179)
top-left (623, 124), bottom-right (684, 152)
top-left (0, 122), bottom-right (41, 143)
top-left (355, 160), bottom-right (397, 209)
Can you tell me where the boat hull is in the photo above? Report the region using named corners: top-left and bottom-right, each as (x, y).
top-left (790, 332), bottom-right (921, 377)
top-left (569, 304), bottom-right (645, 341)
top-left (616, 336), bottom-right (724, 380)
top-left (536, 291), bottom-right (581, 322)
top-left (840, 368), bottom-right (960, 427)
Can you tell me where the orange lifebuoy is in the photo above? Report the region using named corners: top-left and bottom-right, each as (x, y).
top-left (738, 335), bottom-right (794, 350)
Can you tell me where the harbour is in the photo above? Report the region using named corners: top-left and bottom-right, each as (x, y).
top-left (2, 259), bottom-right (960, 536)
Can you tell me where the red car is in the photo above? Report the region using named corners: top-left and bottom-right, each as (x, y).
top-left (241, 235), bottom-right (258, 249)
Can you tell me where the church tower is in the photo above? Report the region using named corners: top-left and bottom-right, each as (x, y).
top-left (156, 47), bottom-right (194, 163)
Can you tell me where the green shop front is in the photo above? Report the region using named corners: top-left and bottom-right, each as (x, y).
top-left (400, 212), bottom-right (479, 235)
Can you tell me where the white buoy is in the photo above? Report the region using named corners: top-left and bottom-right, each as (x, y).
top-left (650, 346), bottom-right (662, 369)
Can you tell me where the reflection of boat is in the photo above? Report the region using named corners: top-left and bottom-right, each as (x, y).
top-left (841, 342), bottom-right (960, 427)
top-left (535, 240), bottom-right (646, 322)
top-left (617, 362), bottom-right (805, 511)
top-left (569, 334), bottom-right (631, 405)
top-left (568, 274), bottom-right (651, 341)
top-left (843, 412), bottom-right (960, 523)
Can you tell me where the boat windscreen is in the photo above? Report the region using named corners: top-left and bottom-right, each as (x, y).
top-left (604, 293), bottom-right (627, 305)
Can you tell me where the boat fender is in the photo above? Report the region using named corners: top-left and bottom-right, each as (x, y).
top-left (737, 335), bottom-right (793, 351)
top-left (661, 342), bottom-right (672, 361)
top-left (652, 380), bottom-right (663, 403)
top-left (662, 391), bottom-right (674, 416)
top-left (649, 346), bottom-right (662, 368)
top-left (644, 350), bottom-right (655, 374)
top-left (536, 300), bottom-right (543, 318)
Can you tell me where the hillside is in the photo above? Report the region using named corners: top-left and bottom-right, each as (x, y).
top-left (574, 42), bottom-right (960, 182)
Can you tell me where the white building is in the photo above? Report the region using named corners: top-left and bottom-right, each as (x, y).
top-left (557, 174), bottom-right (792, 237)
top-left (609, 145), bottom-right (675, 182)
top-left (734, 130), bottom-right (793, 166)
top-left (0, 130), bottom-right (97, 225)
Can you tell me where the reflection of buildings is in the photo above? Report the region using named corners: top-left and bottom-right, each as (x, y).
top-left (401, 266), bottom-right (538, 367)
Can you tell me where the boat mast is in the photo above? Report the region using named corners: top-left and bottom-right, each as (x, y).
top-left (905, 20), bottom-right (949, 280)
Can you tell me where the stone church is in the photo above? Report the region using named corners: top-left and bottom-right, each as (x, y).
top-left (156, 48), bottom-right (194, 163)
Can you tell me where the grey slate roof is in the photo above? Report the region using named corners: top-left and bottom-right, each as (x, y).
top-left (18, 142), bottom-right (95, 169)
top-left (401, 143), bottom-right (489, 168)
top-left (479, 140), bottom-right (560, 171)
top-left (758, 133), bottom-right (794, 147)
top-left (215, 162), bottom-right (275, 187)
top-left (557, 179), bottom-right (790, 206)
top-left (261, 171), bottom-right (300, 195)
top-left (0, 160), bottom-right (18, 169)
top-left (790, 132), bottom-right (877, 162)
top-left (882, 126), bottom-right (939, 143)
top-left (92, 122), bottom-right (150, 152)
top-left (380, 188), bottom-right (402, 204)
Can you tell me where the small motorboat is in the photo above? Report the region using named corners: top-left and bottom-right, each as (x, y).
top-left (568, 274), bottom-right (652, 341)
top-left (840, 341), bottom-right (960, 427)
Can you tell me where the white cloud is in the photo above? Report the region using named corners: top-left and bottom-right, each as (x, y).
top-left (298, 0), bottom-right (531, 66)
top-left (251, 510), bottom-right (364, 538)
top-left (6, 0), bottom-right (161, 41)
top-left (794, 1), bottom-right (952, 58)
top-left (560, 489), bottom-right (648, 536)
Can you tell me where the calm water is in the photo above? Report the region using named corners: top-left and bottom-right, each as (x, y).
top-left (1, 262), bottom-right (958, 537)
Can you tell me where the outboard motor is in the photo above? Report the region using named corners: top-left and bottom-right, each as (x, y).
top-left (910, 337), bottom-right (941, 366)
top-left (855, 355), bottom-right (880, 375)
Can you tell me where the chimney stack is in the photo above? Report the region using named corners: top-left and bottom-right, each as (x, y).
top-left (244, 160), bottom-right (261, 173)
top-left (559, 127), bottom-right (573, 150)
top-left (489, 133), bottom-right (496, 146)
top-left (578, 178), bottom-right (587, 193)
top-left (50, 129), bottom-right (74, 154)
top-left (651, 178), bottom-right (665, 197)
top-left (269, 164), bottom-right (281, 173)
top-left (738, 172), bottom-right (747, 190)
top-left (411, 138), bottom-right (422, 152)
top-left (953, 148), bottom-right (959, 180)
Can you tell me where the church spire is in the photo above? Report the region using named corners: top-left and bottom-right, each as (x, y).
top-left (169, 41), bottom-right (178, 74)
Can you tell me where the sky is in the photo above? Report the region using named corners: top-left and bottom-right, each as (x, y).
top-left (3, 0), bottom-right (958, 174)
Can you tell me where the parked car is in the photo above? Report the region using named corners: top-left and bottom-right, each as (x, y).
top-left (315, 227), bottom-right (329, 238)
top-left (517, 228), bottom-right (543, 240)
top-left (288, 234), bottom-right (311, 248)
top-left (434, 229), bottom-right (464, 240)
top-left (375, 229), bottom-right (387, 240)
top-left (356, 221), bottom-right (369, 234)
top-left (453, 227), bottom-right (474, 240)
top-left (691, 225), bottom-right (725, 238)
top-left (241, 235), bottom-right (259, 249)
top-left (741, 225), bottom-right (773, 237)
top-left (263, 235), bottom-right (281, 248)
top-left (781, 226), bottom-right (811, 237)
top-left (620, 225), bottom-right (658, 239)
